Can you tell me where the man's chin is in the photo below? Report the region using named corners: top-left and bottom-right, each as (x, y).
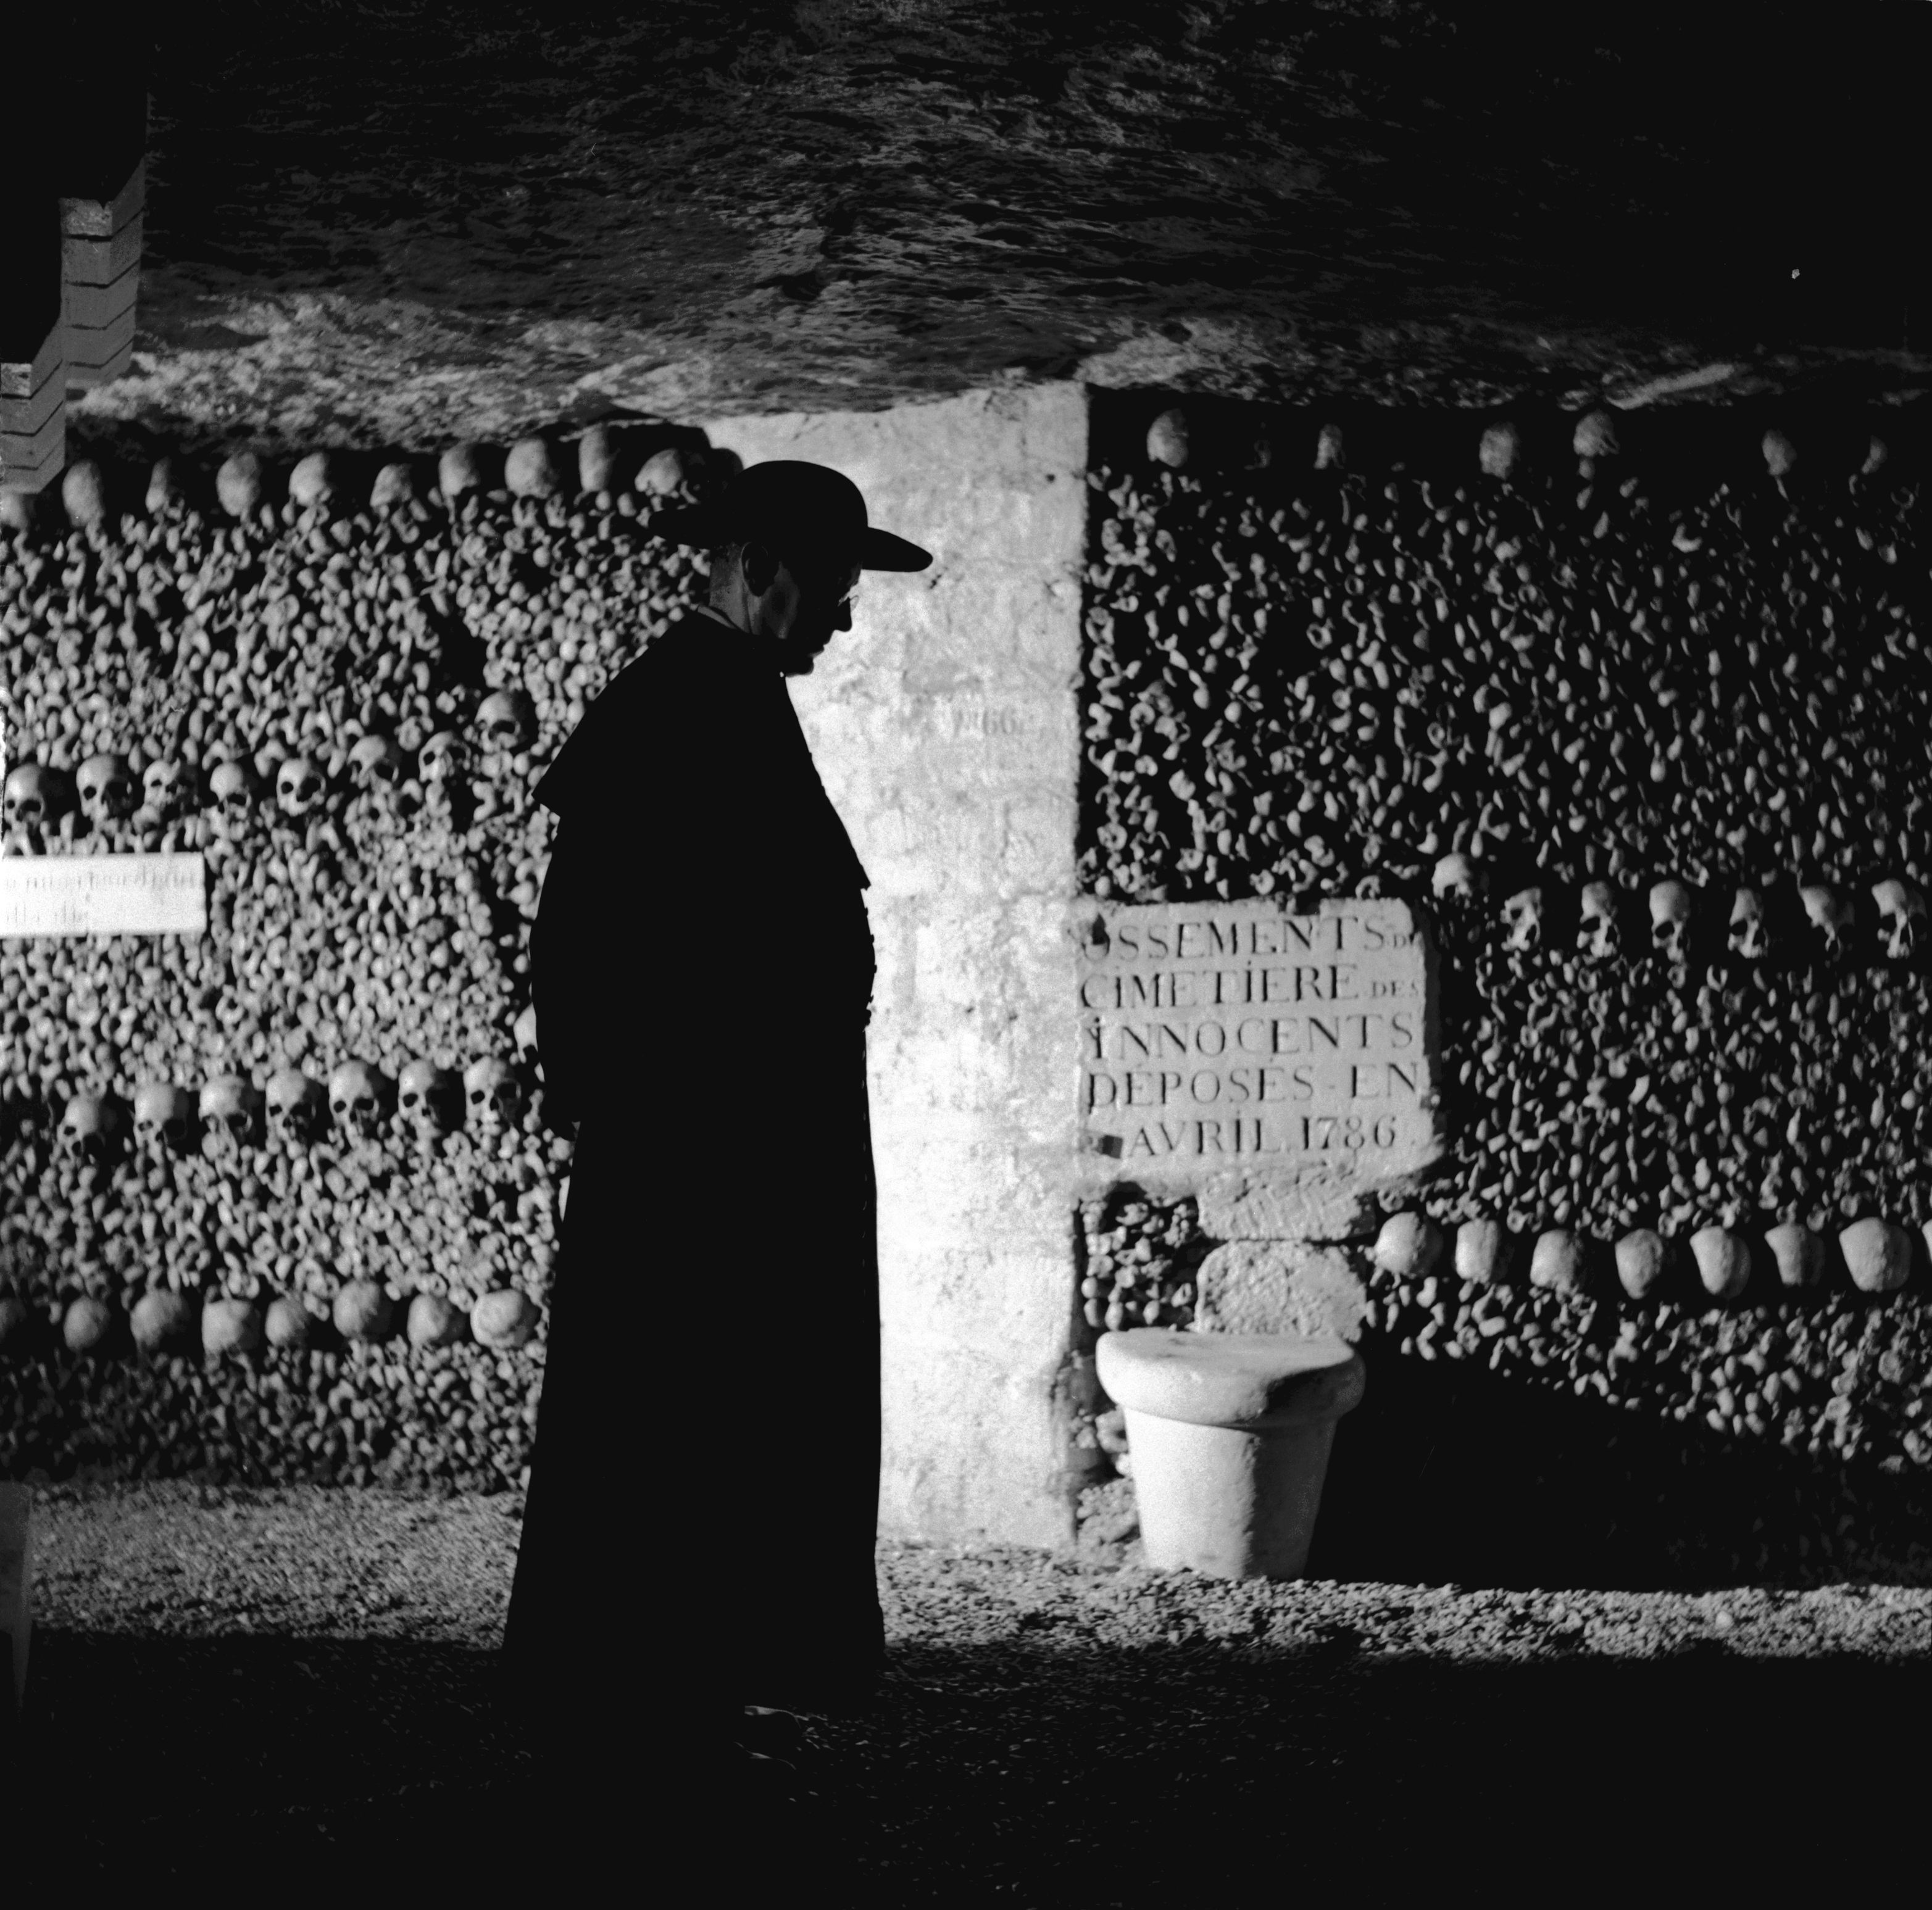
top-left (781, 639), bottom-right (834, 676)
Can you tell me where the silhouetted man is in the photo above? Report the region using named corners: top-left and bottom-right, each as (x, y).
top-left (502, 459), bottom-right (931, 1820)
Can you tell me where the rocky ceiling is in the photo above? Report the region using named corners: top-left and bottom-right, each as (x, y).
top-left (69, 0), bottom-right (1932, 459)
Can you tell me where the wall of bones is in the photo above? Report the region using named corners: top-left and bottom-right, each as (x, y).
top-left (1072, 392), bottom-right (1932, 1542)
top-left (0, 425), bottom-right (728, 1490)
top-left (4, 384), bottom-right (1932, 1551)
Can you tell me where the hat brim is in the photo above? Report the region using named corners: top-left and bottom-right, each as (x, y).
top-left (650, 504), bottom-right (932, 573)
top-left (853, 528), bottom-right (933, 573)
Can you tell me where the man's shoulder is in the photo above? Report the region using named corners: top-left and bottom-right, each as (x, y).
top-left (568, 614), bottom-right (706, 729)
top-left (598, 609), bottom-right (749, 699)
top-left (536, 609), bottom-right (770, 814)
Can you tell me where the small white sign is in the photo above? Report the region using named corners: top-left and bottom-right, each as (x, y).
top-left (0, 853), bottom-right (207, 937)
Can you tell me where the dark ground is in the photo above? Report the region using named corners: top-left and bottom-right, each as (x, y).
top-left (7, 1483), bottom-right (1932, 1901)
top-left (9, 1607), bottom-right (1931, 1900)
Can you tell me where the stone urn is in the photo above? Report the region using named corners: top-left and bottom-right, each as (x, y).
top-left (1095, 1329), bottom-right (1365, 1581)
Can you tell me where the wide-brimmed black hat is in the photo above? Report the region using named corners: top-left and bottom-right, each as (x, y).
top-left (651, 459), bottom-right (933, 572)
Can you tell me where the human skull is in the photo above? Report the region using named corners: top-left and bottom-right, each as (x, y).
top-left (1648, 879), bottom-right (1695, 964)
top-left (4, 763), bottom-right (73, 833)
top-left (370, 461), bottom-right (418, 511)
top-left (1146, 409), bottom-right (1189, 468)
top-left (1478, 422), bottom-right (1520, 480)
top-left (132, 1080), bottom-right (194, 1155)
top-left (348, 733), bottom-right (405, 792)
top-left (288, 449), bottom-right (336, 510)
top-left (1577, 882), bottom-right (1620, 961)
top-left (638, 446), bottom-right (701, 494)
top-left (464, 1055), bottom-right (525, 1133)
top-left (477, 689), bottom-right (536, 754)
top-left (1432, 853), bottom-right (1486, 902)
top-left (328, 1060), bottom-right (390, 1140)
top-left (77, 753), bottom-right (136, 826)
top-left (276, 754), bottom-right (327, 818)
top-left (209, 760), bottom-right (257, 822)
top-left (198, 1075), bottom-right (263, 1150)
top-left (1728, 887), bottom-right (1770, 961)
top-left (419, 731), bottom-right (467, 786)
top-left (1799, 883), bottom-right (1854, 955)
top-left (1573, 410), bottom-right (1620, 460)
top-left (1871, 878), bottom-right (1925, 960)
top-left (59, 1092), bottom-right (124, 1165)
top-left (141, 758), bottom-right (189, 821)
top-left (265, 1068), bottom-right (327, 1144)
top-left (398, 1057), bottom-right (464, 1136)
top-left (1502, 886), bottom-right (1543, 952)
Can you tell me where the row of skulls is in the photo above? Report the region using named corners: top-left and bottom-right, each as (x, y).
top-left (1, 690), bottom-right (539, 837)
top-left (30, 434), bottom-right (720, 534)
top-left (1143, 407), bottom-right (1893, 483)
top-left (52, 1052), bottom-right (532, 1163)
top-left (1432, 855), bottom-right (1927, 961)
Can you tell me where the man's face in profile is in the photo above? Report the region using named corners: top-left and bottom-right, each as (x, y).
top-left (747, 542), bottom-right (864, 675)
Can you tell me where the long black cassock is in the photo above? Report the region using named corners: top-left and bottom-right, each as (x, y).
top-left (501, 604), bottom-right (885, 1743)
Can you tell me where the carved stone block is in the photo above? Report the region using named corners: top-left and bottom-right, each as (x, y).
top-left (1072, 896), bottom-right (1446, 1238)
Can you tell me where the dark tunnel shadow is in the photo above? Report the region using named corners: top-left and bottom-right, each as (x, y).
top-left (836, 1637), bottom-right (1932, 1902)
top-left (11, 1626), bottom-right (1930, 1900)
top-left (4, 1631), bottom-right (541, 1888)
top-left (1302, 1328), bottom-right (1932, 1593)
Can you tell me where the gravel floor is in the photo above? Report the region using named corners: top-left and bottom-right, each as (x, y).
top-left (9, 1479), bottom-right (1932, 1898)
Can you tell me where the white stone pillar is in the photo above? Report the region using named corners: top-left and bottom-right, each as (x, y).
top-left (700, 383), bottom-right (1089, 1549)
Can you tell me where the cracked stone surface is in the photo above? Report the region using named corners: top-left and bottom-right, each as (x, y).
top-left (69, 0), bottom-right (1932, 461)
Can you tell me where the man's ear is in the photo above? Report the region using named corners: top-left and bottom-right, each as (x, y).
top-left (740, 541), bottom-right (781, 596)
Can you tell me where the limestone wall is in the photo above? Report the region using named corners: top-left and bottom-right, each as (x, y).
top-left (699, 384), bottom-right (1089, 1549)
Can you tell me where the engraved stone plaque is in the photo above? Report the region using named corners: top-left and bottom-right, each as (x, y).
top-left (1071, 897), bottom-right (1446, 1239)
top-left (0, 853), bottom-right (206, 938)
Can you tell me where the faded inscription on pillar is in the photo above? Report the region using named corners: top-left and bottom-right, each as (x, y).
top-left (1070, 897), bottom-right (1444, 1231)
